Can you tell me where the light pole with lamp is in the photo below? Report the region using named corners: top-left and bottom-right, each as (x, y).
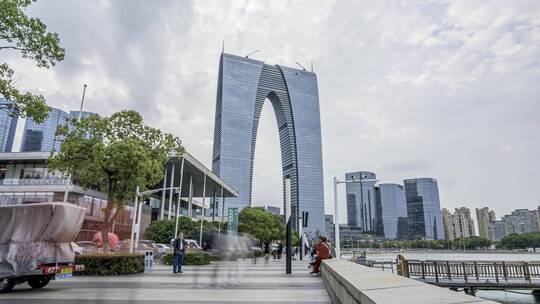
top-left (333, 176), bottom-right (378, 259)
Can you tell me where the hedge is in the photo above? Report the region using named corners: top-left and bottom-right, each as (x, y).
top-left (161, 251), bottom-right (212, 265)
top-left (75, 253), bottom-right (144, 275)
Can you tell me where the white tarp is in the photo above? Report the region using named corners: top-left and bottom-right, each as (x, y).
top-left (0, 202), bottom-right (86, 278)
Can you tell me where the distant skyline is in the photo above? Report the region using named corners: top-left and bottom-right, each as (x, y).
top-left (4, 1), bottom-right (539, 223)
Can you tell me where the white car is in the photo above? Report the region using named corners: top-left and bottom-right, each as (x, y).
top-left (155, 244), bottom-right (172, 256)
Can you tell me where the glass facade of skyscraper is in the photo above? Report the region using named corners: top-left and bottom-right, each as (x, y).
top-left (404, 177), bottom-right (445, 240)
top-left (345, 171), bottom-right (377, 231)
top-left (378, 183), bottom-right (408, 239)
top-left (211, 53), bottom-right (325, 238)
top-left (0, 99), bottom-right (18, 152)
top-left (21, 107), bottom-right (70, 152)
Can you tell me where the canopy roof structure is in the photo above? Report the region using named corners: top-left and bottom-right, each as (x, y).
top-left (164, 151), bottom-right (238, 198)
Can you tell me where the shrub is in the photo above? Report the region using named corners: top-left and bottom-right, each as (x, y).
top-left (161, 251), bottom-right (212, 265)
top-left (76, 253), bottom-right (144, 275)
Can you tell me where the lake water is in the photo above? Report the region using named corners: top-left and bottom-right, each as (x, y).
top-left (353, 251), bottom-right (540, 304)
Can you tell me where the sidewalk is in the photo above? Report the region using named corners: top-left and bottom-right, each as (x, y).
top-left (0, 259), bottom-right (331, 303)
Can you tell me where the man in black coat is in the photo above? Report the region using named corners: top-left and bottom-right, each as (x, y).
top-left (173, 233), bottom-right (187, 273)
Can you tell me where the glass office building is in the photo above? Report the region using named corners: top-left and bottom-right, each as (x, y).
top-left (0, 99), bottom-right (18, 152)
top-left (211, 53), bottom-right (325, 238)
top-left (21, 107), bottom-right (70, 152)
top-left (345, 171), bottom-right (377, 231)
top-left (404, 177), bottom-right (445, 240)
top-left (377, 183), bottom-right (408, 240)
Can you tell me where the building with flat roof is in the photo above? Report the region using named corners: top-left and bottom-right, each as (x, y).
top-left (0, 151), bottom-right (237, 241)
top-left (211, 53), bottom-right (325, 239)
top-left (376, 183), bottom-right (408, 240)
top-left (442, 207), bottom-right (476, 240)
top-left (404, 177), bottom-right (444, 240)
top-left (476, 207), bottom-right (496, 239)
top-left (345, 171), bottom-right (377, 232)
top-left (0, 99), bottom-right (18, 152)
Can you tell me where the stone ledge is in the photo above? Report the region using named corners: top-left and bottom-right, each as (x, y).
top-left (321, 259), bottom-right (497, 304)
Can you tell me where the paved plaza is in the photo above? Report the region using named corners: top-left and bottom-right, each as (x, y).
top-left (0, 259), bottom-right (330, 303)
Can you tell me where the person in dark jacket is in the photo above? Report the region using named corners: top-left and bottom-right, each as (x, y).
top-left (172, 233), bottom-right (187, 273)
top-left (264, 241), bottom-right (270, 263)
top-left (277, 242), bottom-right (283, 259)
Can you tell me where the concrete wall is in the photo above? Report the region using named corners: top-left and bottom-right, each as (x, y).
top-left (321, 260), bottom-right (497, 304)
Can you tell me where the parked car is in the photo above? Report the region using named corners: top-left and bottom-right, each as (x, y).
top-left (185, 239), bottom-right (201, 250)
top-left (155, 244), bottom-right (172, 256)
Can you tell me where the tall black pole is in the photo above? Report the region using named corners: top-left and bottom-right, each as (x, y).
top-left (285, 178), bottom-right (292, 274)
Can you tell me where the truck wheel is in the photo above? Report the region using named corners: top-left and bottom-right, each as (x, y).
top-left (0, 278), bottom-right (16, 293)
top-left (27, 275), bottom-right (51, 289)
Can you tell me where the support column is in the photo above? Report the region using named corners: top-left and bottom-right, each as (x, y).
top-left (167, 163), bottom-right (175, 220)
top-left (187, 174), bottom-right (193, 218)
top-left (199, 174), bottom-right (206, 246)
top-left (218, 185), bottom-right (224, 237)
top-left (129, 186), bottom-right (140, 253)
top-left (174, 158), bottom-right (185, 238)
top-left (160, 165), bottom-right (168, 220)
top-left (285, 177), bottom-right (292, 274)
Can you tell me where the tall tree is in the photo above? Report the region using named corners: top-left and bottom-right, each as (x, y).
top-left (49, 110), bottom-right (183, 252)
top-left (238, 207), bottom-right (284, 244)
top-left (0, 0), bottom-right (65, 122)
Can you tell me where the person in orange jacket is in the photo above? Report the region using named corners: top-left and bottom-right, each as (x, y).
top-left (311, 235), bottom-right (331, 274)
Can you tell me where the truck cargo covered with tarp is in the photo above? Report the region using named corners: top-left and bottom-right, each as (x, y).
top-left (0, 202), bottom-right (85, 278)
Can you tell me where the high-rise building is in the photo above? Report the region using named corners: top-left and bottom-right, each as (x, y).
top-left (476, 207), bottom-right (496, 239)
top-left (20, 107), bottom-right (69, 152)
top-left (488, 220), bottom-right (507, 241)
top-left (404, 177), bottom-right (445, 240)
top-left (345, 171), bottom-right (377, 231)
top-left (502, 209), bottom-right (540, 234)
top-left (442, 208), bottom-right (455, 240)
top-left (0, 99), bottom-right (18, 152)
top-left (452, 207), bottom-right (476, 238)
top-left (441, 207), bottom-right (476, 240)
top-left (211, 53), bottom-right (325, 238)
top-left (20, 108), bottom-right (99, 152)
top-left (377, 183), bottom-right (408, 240)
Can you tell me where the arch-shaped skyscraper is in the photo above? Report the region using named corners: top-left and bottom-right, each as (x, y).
top-left (211, 53), bottom-right (325, 238)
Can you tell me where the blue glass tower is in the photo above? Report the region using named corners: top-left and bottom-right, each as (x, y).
top-left (20, 107), bottom-right (70, 152)
top-left (345, 171), bottom-right (377, 231)
top-left (211, 53), bottom-right (325, 238)
top-left (404, 177), bottom-right (445, 240)
top-left (0, 99), bottom-right (19, 152)
top-left (378, 183), bottom-right (408, 239)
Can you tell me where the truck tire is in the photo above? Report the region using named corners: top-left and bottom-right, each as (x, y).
top-left (0, 278), bottom-right (16, 293)
top-left (27, 275), bottom-right (51, 289)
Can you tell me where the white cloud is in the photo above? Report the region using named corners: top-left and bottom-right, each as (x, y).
top-left (5, 0), bottom-right (540, 222)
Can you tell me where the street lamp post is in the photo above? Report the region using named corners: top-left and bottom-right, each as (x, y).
top-left (332, 176), bottom-right (378, 259)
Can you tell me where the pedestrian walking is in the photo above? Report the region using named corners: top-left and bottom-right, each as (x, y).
top-left (277, 242), bottom-right (283, 259)
top-left (172, 233), bottom-right (187, 273)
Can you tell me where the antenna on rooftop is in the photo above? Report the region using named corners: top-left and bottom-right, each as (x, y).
top-left (296, 62), bottom-right (306, 71)
top-left (310, 61), bottom-right (313, 72)
top-left (245, 49), bottom-right (259, 58)
top-left (222, 40), bottom-right (225, 53)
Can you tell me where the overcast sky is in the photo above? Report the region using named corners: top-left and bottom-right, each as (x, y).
top-left (5, 0), bottom-right (540, 223)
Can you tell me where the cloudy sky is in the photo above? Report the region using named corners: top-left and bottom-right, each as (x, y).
top-left (5, 0), bottom-right (540, 223)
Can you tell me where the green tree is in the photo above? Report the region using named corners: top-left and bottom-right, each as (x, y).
top-left (49, 110), bottom-right (183, 252)
top-left (238, 207), bottom-right (284, 243)
top-left (1, 0), bottom-right (65, 122)
top-left (499, 232), bottom-right (540, 249)
top-left (144, 218), bottom-right (196, 244)
top-left (454, 236), bottom-right (492, 249)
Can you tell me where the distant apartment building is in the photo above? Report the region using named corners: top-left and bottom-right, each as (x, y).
top-left (488, 220), bottom-right (507, 241)
top-left (476, 207), bottom-right (496, 239)
top-left (502, 208), bottom-right (540, 234)
top-left (404, 178), bottom-right (445, 240)
top-left (0, 99), bottom-right (18, 152)
top-left (442, 207), bottom-right (476, 240)
top-left (346, 171), bottom-right (378, 232)
top-left (442, 208), bottom-right (455, 240)
top-left (20, 108), bottom-right (99, 152)
top-left (376, 183), bottom-right (408, 240)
